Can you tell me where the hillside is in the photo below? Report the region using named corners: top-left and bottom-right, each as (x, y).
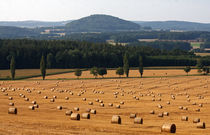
top-left (0, 20), bottom-right (72, 28)
top-left (135, 21), bottom-right (210, 31)
top-left (65, 14), bottom-right (141, 32)
top-left (0, 26), bottom-right (38, 38)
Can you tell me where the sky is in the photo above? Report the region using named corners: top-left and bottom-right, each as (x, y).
top-left (1, 0), bottom-right (210, 23)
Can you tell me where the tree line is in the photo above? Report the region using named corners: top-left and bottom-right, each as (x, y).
top-left (1, 39), bottom-right (206, 70)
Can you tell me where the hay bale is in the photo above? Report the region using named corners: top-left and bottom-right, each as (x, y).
top-left (99, 100), bottom-right (103, 103)
top-left (116, 105), bottom-right (120, 109)
top-left (193, 118), bottom-right (200, 123)
top-left (28, 106), bottom-right (35, 110)
top-left (82, 98), bottom-right (86, 101)
top-left (161, 123), bottom-right (176, 133)
top-left (90, 109), bottom-right (96, 114)
top-left (57, 106), bottom-right (62, 110)
top-left (183, 107), bottom-right (188, 110)
top-left (9, 103), bottom-right (14, 106)
top-left (157, 104), bottom-right (163, 109)
top-left (130, 113), bottom-right (136, 118)
top-left (95, 99), bottom-right (99, 102)
top-left (82, 113), bottom-right (90, 119)
top-left (37, 91), bottom-right (41, 94)
top-left (109, 103), bottom-right (113, 107)
top-left (44, 96), bottom-right (48, 99)
top-left (197, 122), bottom-right (206, 129)
top-left (134, 117), bottom-right (143, 124)
top-left (8, 107), bottom-right (17, 114)
top-left (167, 101), bottom-right (170, 105)
top-left (199, 104), bottom-right (203, 107)
top-left (25, 98), bottom-right (29, 101)
top-left (65, 110), bottom-right (73, 116)
top-left (150, 110), bottom-right (155, 114)
top-left (31, 101), bottom-right (36, 104)
top-left (163, 112), bottom-right (169, 116)
top-left (8, 97), bottom-right (13, 100)
top-left (111, 115), bottom-right (121, 124)
top-left (65, 97), bottom-right (69, 100)
top-left (181, 116), bottom-right (188, 121)
top-left (158, 113), bottom-right (163, 117)
top-left (53, 96), bottom-right (57, 99)
top-left (74, 107), bottom-right (79, 111)
top-left (120, 101), bottom-right (124, 105)
top-left (50, 99), bottom-right (55, 102)
top-left (70, 113), bottom-right (80, 120)
top-left (195, 108), bottom-right (200, 112)
top-left (100, 103), bottom-right (104, 107)
top-left (88, 102), bottom-right (93, 105)
top-left (179, 106), bottom-right (183, 110)
top-left (33, 104), bottom-right (39, 108)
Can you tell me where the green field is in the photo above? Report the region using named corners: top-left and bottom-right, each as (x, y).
top-left (190, 42), bottom-right (203, 48)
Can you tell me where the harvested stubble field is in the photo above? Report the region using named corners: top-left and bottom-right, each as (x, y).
top-left (32, 69), bottom-right (198, 80)
top-left (0, 70), bottom-right (209, 135)
top-left (0, 69), bottom-right (73, 79)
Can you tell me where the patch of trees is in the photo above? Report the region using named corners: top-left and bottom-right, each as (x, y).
top-left (0, 39), bottom-right (209, 70)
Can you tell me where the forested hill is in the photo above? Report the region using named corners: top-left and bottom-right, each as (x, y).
top-left (135, 21), bottom-right (210, 31)
top-left (65, 14), bottom-right (141, 32)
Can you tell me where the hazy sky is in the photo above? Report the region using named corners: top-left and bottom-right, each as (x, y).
top-left (1, 0), bottom-right (210, 23)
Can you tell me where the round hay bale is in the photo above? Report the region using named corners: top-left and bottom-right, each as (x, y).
top-left (157, 104), bottom-right (163, 109)
top-left (134, 117), bottom-right (143, 124)
top-left (82, 113), bottom-right (90, 119)
top-left (150, 110), bottom-right (155, 114)
top-left (37, 91), bottom-right (41, 94)
top-left (90, 109), bottom-right (96, 114)
top-left (116, 105), bottom-right (120, 109)
top-left (195, 108), bottom-right (200, 112)
top-left (8, 97), bottom-right (13, 100)
top-left (57, 106), bottom-right (62, 110)
top-left (28, 106), bottom-right (35, 110)
top-left (70, 113), bottom-right (80, 120)
top-left (167, 101), bottom-right (170, 105)
top-left (111, 115), bottom-right (121, 124)
top-left (193, 118), bottom-right (200, 123)
top-left (95, 99), bottom-right (99, 102)
top-left (158, 113), bottom-right (163, 117)
top-left (33, 104), bottom-right (39, 108)
top-left (183, 107), bottom-right (188, 110)
top-left (65, 97), bottom-right (69, 100)
top-left (31, 101), bottom-right (36, 104)
top-left (99, 100), bottom-right (103, 103)
top-left (179, 106), bottom-right (183, 110)
top-left (4, 93), bottom-right (8, 96)
top-left (88, 102), bottom-right (93, 105)
top-left (109, 103), bottom-right (113, 107)
top-left (25, 98), bottom-right (29, 101)
top-left (199, 104), bottom-right (203, 107)
top-left (50, 99), bottom-right (55, 102)
top-left (82, 98), bottom-right (86, 101)
top-left (120, 101), bottom-right (124, 105)
top-left (197, 122), bottom-right (206, 129)
top-left (130, 113), bottom-right (136, 118)
top-left (65, 110), bottom-right (73, 116)
top-left (181, 116), bottom-right (188, 121)
top-left (53, 96), bottom-right (57, 99)
top-left (8, 107), bottom-right (17, 114)
top-left (100, 103), bottom-right (104, 107)
top-left (9, 103), bottom-right (14, 106)
top-left (163, 112), bottom-right (169, 116)
top-left (44, 96), bottom-right (48, 99)
top-left (161, 123), bottom-right (176, 133)
top-left (74, 107), bottom-right (79, 111)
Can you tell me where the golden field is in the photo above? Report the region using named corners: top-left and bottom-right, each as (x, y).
top-left (0, 69), bottom-right (73, 79)
top-left (0, 69), bottom-right (209, 135)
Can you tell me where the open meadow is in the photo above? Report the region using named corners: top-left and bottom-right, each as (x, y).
top-left (0, 69), bottom-right (209, 135)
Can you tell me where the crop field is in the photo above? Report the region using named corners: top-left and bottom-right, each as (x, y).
top-left (0, 69), bottom-right (209, 135)
top-left (191, 42), bottom-right (202, 49)
top-left (195, 53), bottom-right (210, 57)
top-left (0, 69), bottom-right (73, 79)
top-left (32, 69), bottom-right (199, 80)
